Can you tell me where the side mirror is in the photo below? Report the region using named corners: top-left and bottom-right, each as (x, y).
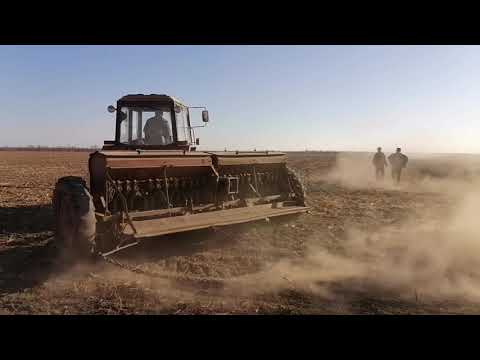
top-left (107, 105), bottom-right (116, 113)
top-left (196, 138), bottom-right (200, 145)
top-left (202, 110), bottom-right (209, 123)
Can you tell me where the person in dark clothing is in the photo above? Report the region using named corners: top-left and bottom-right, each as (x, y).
top-left (388, 148), bottom-right (408, 184)
top-left (144, 111), bottom-right (173, 145)
top-left (372, 147), bottom-right (388, 180)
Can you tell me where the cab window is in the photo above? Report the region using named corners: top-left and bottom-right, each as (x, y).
top-left (119, 106), bottom-right (173, 145)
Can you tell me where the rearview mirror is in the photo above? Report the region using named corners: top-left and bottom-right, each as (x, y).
top-left (107, 105), bottom-right (116, 113)
top-left (202, 110), bottom-right (209, 123)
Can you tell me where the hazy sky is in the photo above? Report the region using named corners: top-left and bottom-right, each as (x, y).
top-left (1, 45), bottom-right (479, 153)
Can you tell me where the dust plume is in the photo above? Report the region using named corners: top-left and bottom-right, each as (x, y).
top-left (94, 153), bottom-right (480, 304)
top-left (229, 155), bottom-right (480, 303)
top-left (319, 152), bottom-right (480, 193)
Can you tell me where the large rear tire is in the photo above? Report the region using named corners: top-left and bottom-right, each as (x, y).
top-left (286, 166), bottom-right (306, 206)
top-left (52, 176), bottom-right (96, 260)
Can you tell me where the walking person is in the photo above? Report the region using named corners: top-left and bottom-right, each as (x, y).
top-left (388, 148), bottom-right (408, 184)
top-left (372, 147), bottom-right (388, 181)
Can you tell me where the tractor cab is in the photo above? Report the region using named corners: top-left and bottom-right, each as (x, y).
top-left (103, 94), bottom-right (209, 151)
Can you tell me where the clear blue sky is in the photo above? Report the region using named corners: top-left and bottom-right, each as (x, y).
top-left (1, 45), bottom-right (479, 153)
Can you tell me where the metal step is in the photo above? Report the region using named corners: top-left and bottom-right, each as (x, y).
top-left (123, 203), bottom-right (310, 239)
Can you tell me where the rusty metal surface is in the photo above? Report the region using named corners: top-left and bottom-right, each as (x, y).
top-left (102, 143), bottom-right (192, 151)
top-left (90, 150), bottom-right (212, 173)
top-left (206, 151), bottom-right (285, 156)
top-left (123, 203), bottom-right (310, 238)
top-left (213, 155), bottom-right (287, 166)
top-left (207, 151), bottom-right (287, 166)
top-left (97, 150), bottom-right (211, 158)
top-left (89, 153), bottom-right (107, 200)
top-left (106, 157), bottom-right (213, 169)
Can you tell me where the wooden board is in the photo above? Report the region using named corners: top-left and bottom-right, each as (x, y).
top-left (123, 204), bottom-right (310, 238)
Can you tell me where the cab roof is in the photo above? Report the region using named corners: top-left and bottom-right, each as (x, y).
top-left (118, 94), bottom-right (188, 107)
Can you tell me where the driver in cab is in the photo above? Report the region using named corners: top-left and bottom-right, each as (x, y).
top-left (144, 111), bottom-right (172, 145)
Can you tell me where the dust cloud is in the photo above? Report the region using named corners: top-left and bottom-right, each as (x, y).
top-left (230, 153), bottom-right (480, 303)
top-left (321, 152), bottom-right (480, 193)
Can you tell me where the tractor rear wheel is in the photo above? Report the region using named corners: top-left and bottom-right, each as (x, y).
top-left (52, 176), bottom-right (96, 260)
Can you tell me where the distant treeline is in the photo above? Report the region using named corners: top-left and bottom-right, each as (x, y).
top-left (0, 146), bottom-right (99, 152)
top-left (0, 147), bottom-right (340, 154)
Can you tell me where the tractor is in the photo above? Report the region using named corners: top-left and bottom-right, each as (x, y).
top-left (52, 94), bottom-right (309, 257)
